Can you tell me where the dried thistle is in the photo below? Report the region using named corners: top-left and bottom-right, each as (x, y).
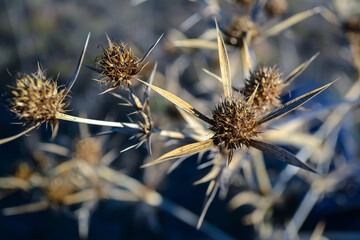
top-left (234, 0), bottom-right (255, 8)
top-left (97, 42), bottom-right (142, 89)
top-left (95, 34), bottom-right (163, 93)
top-left (46, 173), bottom-right (79, 205)
top-left (343, 14), bottom-right (360, 33)
top-left (243, 66), bottom-right (284, 113)
top-left (14, 163), bottom-right (33, 181)
top-left (9, 72), bottom-right (68, 127)
top-left (75, 138), bottom-right (103, 166)
top-left (1, 33), bottom-right (143, 145)
top-left (135, 22), bottom-right (335, 228)
top-left (264, 0), bottom-right (288, 18)
top-left (210, 98), bottom-right (260, 150)
top-left (138, 21), bottom-right (333, 174)
top-left (175, 7), bottom-right (322, 51)
top-left (225, 16), bottom-right (259, 47)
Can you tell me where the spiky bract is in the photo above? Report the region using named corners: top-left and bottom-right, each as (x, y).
top-left (210, 98), bottom-right (260, 150)
top-left (97, 41), bottom-right (141, 88)
top-left (244, 66), bottom-right (284, 112)
top-left (9, 73), bottom-right (68, 126)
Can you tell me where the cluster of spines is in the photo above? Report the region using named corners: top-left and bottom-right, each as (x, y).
top-left (210, 98), bottom-right (260, 150)
top-left (9, 73), bottom-right (68, 126)
top-left (243, 66), bottom-right (284, 113)
top-left (97, 41), bottom-right (141, 88)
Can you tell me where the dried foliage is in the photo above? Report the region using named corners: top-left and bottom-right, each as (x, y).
top-left (0, 1), bottom-right (359, 239)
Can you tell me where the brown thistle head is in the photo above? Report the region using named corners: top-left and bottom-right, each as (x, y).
top-left (46, 176), bottom-right (74, 205)
top-left (97, 41), bottom-right (142, 89)
top-left (243, 66), bottom-right (284, 113)
top-left (210, 98), bottom-right (260, 150)
top-left (46, 171), bottom-right (85, 205)
top-left (264, 0), bottom-right (288, 18)
top-left (8, 73), bottom-right (68, 127)
top-left (234, 0), bottom-right (255, 8)
top-left (14, 163), bottom-right (33, 180)
top-left (75, 138), bottom-right (103, 165)
top-left (343, 15), bottom-right (360, 34)
top-left (225, 16), bottom-right (259, 47)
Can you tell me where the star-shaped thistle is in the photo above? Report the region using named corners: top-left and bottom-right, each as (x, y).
top-left (137, 22), bottom-right (334, 174)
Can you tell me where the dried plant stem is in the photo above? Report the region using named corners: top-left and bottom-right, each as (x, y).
top-left (2, 201), bottom-right (49, 216)
top-left (56, 113), bottom-right (139, 129)
top-left (0, 125), bottom-right (37, 145)
top-left (251, 149), bottom-right (271, 195)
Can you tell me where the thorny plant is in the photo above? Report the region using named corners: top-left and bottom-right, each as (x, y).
top-left (1, 0), bottom-right (359, 239)
top-left (136, 22), bottom-right (334, 228)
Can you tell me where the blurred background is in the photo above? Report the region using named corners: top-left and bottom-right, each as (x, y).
top-left (0, 0), bottom-right (360, 239)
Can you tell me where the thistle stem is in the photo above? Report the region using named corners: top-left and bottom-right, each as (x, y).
top-left (56, 113), bottom-right (140, 129)
top-left (0, 125), bottom-right (37, 145)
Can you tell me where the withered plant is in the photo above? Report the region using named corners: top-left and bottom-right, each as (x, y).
top-left (1, 1), bottom-right (358, 239)
top-left (140, 23), bottom-right (332, 170)
top-left (93, 34), bottom-right (162, 94)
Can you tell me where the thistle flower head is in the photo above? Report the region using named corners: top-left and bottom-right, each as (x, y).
top-left (46, 172), bottom-right (82, 205)
top-left (264, 0), bottom-right (288, 17)
top-left (97, 41), bottom-right (142, 89)
top-left (225, 16), bottom-right (258, 47)
top-left (343, 15), bottom-right (360, 34)
top-left (14, 163), bottom-right (33, 180)
top-left (210, 98), bottom-right (260, 150)
top-left (243, 66), bottom-right (284, 112)
top-left (9, 73), bottom-right (68, 126)
top-left (234, 0), bottom-right (255, 8)
top-left (75, 138), bottom-right (103, 165)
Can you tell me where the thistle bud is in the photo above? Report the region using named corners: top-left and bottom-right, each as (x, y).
top-left (243, 66), bottom-right (284, 113)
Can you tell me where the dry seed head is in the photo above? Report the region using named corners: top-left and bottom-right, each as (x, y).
top-left (226, 16), bottom-right (258, 47)
top-left (46, 172), bottom-right (85, 205)
top-left (244, 66), bottom-right (284, 113)
top-left (264, 0), bottom-right (288, 17)
top-left (46, 177), bottom-right (75, 204)
top-left (234, 0), bottom-right (255, 8)
top-left (97, 41), bottom-right (141, 88)
top-left (9, 73), bottom-right (68, 126)
top-left (343, 15), bottom-right (360, 34)
top-left (14, 163), bottom-right (33, 180)
top-left (75, 138), bottom-right (103, 165)
top-left (210, 98), bottom-right (260, 150)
